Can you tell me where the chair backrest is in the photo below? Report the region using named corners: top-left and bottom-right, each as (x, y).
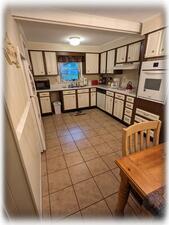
top-left (122, 120), bottom-right (161, 156)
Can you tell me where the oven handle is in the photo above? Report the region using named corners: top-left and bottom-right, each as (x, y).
top-left (144, 71), bottom-right (165, 74)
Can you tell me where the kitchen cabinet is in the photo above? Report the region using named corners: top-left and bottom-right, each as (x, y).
top-left (63, 90), bottom-right (76, 110)
top-left (44, 52), bottom-right (58, 75)
top-left (116, 46), bottom-right (127, 63)
top-left (90, 88), bottom-right (96, 106)
top-left (105, 95), bottom-right (114, 114)
top-left (97, 92), bottom-right (106, 110)
top-left (85, 53), bottom-right (99, 74)
top-left (39, 92), bottom-right (52, 114)
top-left (127, 42), bottom-right (141, 62)
top-left (77, 89), bottom-right (89, 108)
top-left (29, 51), bottom-right (45, 76)
top-left (159, 29), bottom-right (166, 56)
top-left (100, 52), bottom-right (107, 74)
top-left (123, 96), bottom-right (134, 125)
top-left (106, 50), bottom-right (115, 73)
top-left (113, 98), bottom-right (124, 120)
top-left (145, 29), bottom-right (166, 58)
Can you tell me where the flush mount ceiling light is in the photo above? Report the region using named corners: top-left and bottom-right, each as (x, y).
top-left (69, 37), bottom-right (81, 46)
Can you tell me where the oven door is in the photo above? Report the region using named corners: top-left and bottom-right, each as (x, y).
top-left (137, 70), bottom-right (166, 103)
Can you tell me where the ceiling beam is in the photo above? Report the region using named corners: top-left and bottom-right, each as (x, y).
top-left (11, 8), bottom-right (141, 34)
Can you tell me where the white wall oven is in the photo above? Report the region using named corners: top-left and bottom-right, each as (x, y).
top-left (137, 60), bottom-right (166, 104)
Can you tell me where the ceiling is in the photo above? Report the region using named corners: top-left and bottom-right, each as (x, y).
top-left (18, 6), bottom-right (163, 46)
top-left (19, 20), bottom-right (142, 46)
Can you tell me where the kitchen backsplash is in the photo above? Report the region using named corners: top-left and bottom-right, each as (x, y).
top-left (109, 69), bottom-right (139, 89)
top-left (49, 74), bottom-right (99, 86)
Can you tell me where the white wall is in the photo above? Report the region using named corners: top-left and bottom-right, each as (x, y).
top-left (5, 10), bottom-right (42, 216)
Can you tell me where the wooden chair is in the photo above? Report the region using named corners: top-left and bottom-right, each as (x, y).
top-left (122, 120), bottom-right (161, 156)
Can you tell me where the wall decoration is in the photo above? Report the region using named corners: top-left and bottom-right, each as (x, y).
top-left (4, 33), bottom-right (20, 68)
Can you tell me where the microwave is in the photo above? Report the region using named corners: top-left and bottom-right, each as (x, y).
top-left (137, 60), bottom-right (166, 104)
top-left (35, 78), bottom-right (50, 90)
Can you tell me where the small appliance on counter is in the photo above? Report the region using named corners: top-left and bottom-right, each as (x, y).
top-left (111, 78), bottom-right (120, 89)
top-left (91, 80), bottom-right (99, 85)
top-left (35, 78), bottom-right (50, 90)
top-left (83, 77), bottom-right (88, 86)
top-left (99, 76), bottom-right (107, 84)
top-left (126, 81), bottom-right (134, 90)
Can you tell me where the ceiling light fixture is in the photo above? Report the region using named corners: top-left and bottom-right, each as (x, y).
top-left (69, 37), bottom-right (81, 46)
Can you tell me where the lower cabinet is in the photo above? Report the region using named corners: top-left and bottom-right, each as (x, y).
top-left (39, 92), bottom-right (52, 114)
top-left (78, 93), bottom-right (89, 108)
top-left (90, 92), bottom-right (96, 106)
top-left (97, 92), bottom-right (106, 110)
top-left (113, 98), bottom-right (124, 120)
top-left (105, 95), bottom-right (114, 114)
top-left (63, 94), bottom-right (76, 110)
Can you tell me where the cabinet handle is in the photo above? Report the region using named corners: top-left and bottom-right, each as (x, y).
top-left (151, 50), bottom-right (155, 53)
top-left (161, 48), bottom-right (164, 51)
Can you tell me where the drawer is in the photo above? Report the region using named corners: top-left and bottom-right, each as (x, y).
top-left (77, 89), bottom-right (89, 93)
top-left (125, 102), bottom-right (134, 109)
top-left (123, 115), bottom-right (131, 125)
top-left (90, 88), bottom-right (96, 92)
top-left (115, 93), bottom-right (125, 100)
top-left (136, 108), bottom-right (159, 120)
top-left (135, 115), bottom-right (148, 123)
top-left (106, 91), bottom-right (114, 97)
top-left (63, 90), bottom-right (76, 95)
top-left (124, 108), bottom-right (132, 117)
top-left (39, 92), bottom-right (50, 97)
top-left (126, 96), bottom-right (134, 103)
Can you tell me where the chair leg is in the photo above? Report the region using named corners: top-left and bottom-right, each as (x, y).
top-left (115, 170), bottom-right (130, 216)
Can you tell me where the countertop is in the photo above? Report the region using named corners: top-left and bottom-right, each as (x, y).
top-left (36, 85), bottom-right (137, 97)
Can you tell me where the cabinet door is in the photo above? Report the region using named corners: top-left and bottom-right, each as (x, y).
top-left (100, 52), bottom-right (107, 74)
top-left (85, 53), bottom-right (99, 74)
top-left (30, 51), bottom-right (45, 76)
top-left (63, 94), bottom-right (76, 110)
top-left (91, 92), bottom-right (96, 106)
top-left (127, 42), bottom-right (141, 62)
top-left (113, 99), bottom-right (124, 120)
top-left (106, 50), bottom-right (115, 73)
top-left (105, 96), bottom-right (113, 114)
top-left (159, 29), bottom-right (166, 56)
top-left (40, 97), bottom-right (52, 114)
top-left (145, 30), bottom-right (162, 58)
top-left (116, 46), bottom-right (127, 63)
top-left (97, 92), bottom-right (106, 110)
top-left (44, 52), bottom-right (58, 75)
top-left (78, 93), bottom-right (89, 108)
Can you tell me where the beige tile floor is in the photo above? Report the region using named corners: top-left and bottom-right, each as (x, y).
top-left (41, 108), bottom-right (149, 220)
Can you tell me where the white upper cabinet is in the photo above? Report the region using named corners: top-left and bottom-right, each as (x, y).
top-left (159, 29), bottom-right (166, 56)
top-left (44, 52), bottom-right (58, 75)
top-left (100, 52), bottom-right (107, 74)
top-left (127, 42), bottom-right (141, 62)
top-left (106, 50), bottom-right (115, 73)
top-left (145, 29), bottom-right (166, 58)
top-left (85, 53), bottom-right (99, 74)
top-left (116, 46), bottom-right (127, 63)
top-left (30, 51), bottom-right (45, 76)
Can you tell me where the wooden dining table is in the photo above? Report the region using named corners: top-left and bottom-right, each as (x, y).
top-left (115, 143), bottom-right (165, 216)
